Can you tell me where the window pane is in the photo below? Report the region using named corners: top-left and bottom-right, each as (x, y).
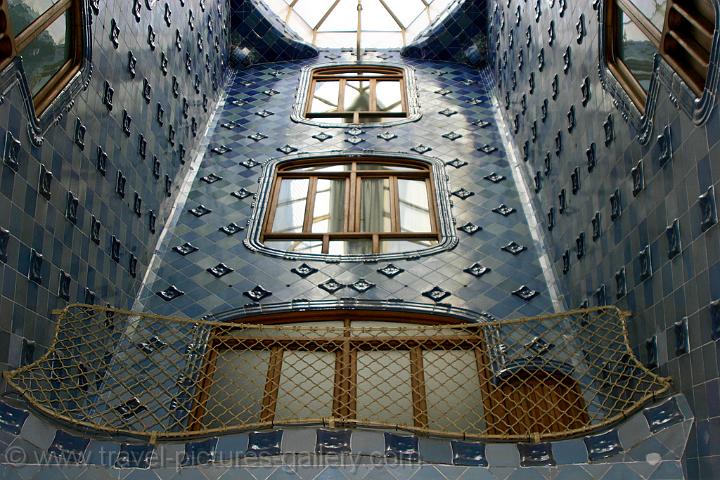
top-left (275, 351), bottom-right (335, 421)
top-left (203, 350), bottom-right (270, 428)
top-left (356, 163), bottom-right (423, 171)
top-left (360, 178), bottom-right (391, 232)
top-left (344, 81), bottom-right (371, 112)
top-left (356, 350), bottom-right (414, 426)
top-left (272, 179), bottom-right (309, 233)
top-left (424, 350), bottom-right (486, 432)
top-left (398, 179), bottom-right (431, 232)
top-left (312, 179), bottom-right (346, 233)
top-left (381, 239), bottom-right (437, 253)
top-left (618, 10), bottom-right (657, 94)
top-left (265, 240), bottom-right (323, 253)
top-left (328, 239), bottom-right (373, 255)
top-left (21, 11), bottom-right (71, 96)
top-left (628, 0), bottom-right (667, 31)
top-left (9, 0), bottom-right (61, 36)
top-left (357, 115), bottom-right (394, 124)
top-left (376, 81), bottom-right (403, 112)
top-left (310, 81), bottom-right (340, 113)
top-left (287, 164), bottom-right (351, 172)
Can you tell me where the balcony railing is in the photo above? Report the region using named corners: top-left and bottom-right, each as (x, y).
top-left (4, 304), bottom-right (671, 442)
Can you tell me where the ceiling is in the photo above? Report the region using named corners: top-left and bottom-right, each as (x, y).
top-left (262, 0), bottom-right (456, 48)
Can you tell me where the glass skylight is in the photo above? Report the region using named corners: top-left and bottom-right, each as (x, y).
top-left (262, 0), bottom-right (456, 48)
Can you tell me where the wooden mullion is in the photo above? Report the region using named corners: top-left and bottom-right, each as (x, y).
top-left (390, 176), bottom-right (400, 233)
top-left (399, 77), bottom-right (409, 115)
top-left (260, 348), bottom-right (284, 423)
top-left (409, 347), bottom-right (429, 429)
top-left (303, 177), bottom-right (318, 233)
top-left (305, 79), bottom-right (318, 117)
top-left (15, 0), bottom-right (73, 52)
top-left (264, 232), bottom-right (436, 239)
top-left (372, 234), bottom-right (380, 254)
top-left (188, 337), bottom-right (221, 431)
top-left (369, 79), bottom-right (377, 112)
top-left (338, 79), bottom-right (346, 113)
top-left (322, 234), bottom-right (330, 254)
top-left (332, 351), bottom-right (344, 417)
top-left (33, 60), bottom-right (78, 114)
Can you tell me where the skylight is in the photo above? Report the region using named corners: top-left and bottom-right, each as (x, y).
top-left (262, 0), bottom-right (456, 49)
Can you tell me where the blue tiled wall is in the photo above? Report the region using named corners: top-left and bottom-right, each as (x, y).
top-left (0, 1), bottom-right (228, 372)
top-left (228, 0), bottom-right (317, 65)
top-left (491, 0), bottom-right (720, 478)
top-left (134, 51), bottom-right (558, 322)
top-left (402, 0), bottom-right (492, 66)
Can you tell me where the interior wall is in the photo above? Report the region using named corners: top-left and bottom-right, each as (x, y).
top-left (0, 0), bottom-right (228, 372)
top-left (492, 1), bottom-right (720, 478)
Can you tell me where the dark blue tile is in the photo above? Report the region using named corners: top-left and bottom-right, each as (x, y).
top-left (316, 429), bottom-right (351, 455)
top-left (181, 437), bottom-right (218, 466)
top-left (517, 442), bottom-right (555, 467)
top-left (47, 430), bottom-right (90, 463)
top-left (451, 440), bottom-right (488, 466)
top-left (114, 443), bottom-right (154, 469)
top-left (584, 429), bottom-right (623, 461)
top-left (0, 402), bottom-right (29, 435)
top-left (384, 432), bottom-right (419, 461)
top-left (246, 430), bottom-right (282, 457)
top-left (643, 397), bottom-right (684, 433)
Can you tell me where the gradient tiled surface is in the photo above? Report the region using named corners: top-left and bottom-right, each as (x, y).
top-left (135, 51), bottom-right (556, 320)
top-left (0, 0), bottom-right (227, 372)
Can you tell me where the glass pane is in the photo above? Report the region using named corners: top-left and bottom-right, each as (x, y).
top-left (356, 163), bottom-right (423, 171)
top-left (357, 116), bottom-right (394, 124)
top-left (356, 350), bottom-right (414, 426)
top-left (376, 81), bottom-right (403, 112)
top-left (9, 0), bottom-right (61, 36)
top-left (318, 0), bottom-right (358, 31)
top-left (310, 81), bottom-right (340, 113)
top-left (265, 240), bottom-right (323, 253)
top-left (287, 164), bottom-right (351, 172)
top-left (344, 81), bottom-right (371, 112)
top-left (21, 11), bottom-right (71, 97)
top-left (382, 0), bottom-right (426, 28)
top-left (360, 31), bottom-right (405, 49)
top-left (398, 179), bottom-right (431, 232)
top-left (424, 350), bottom-right (486, 432)
top-left (322, 71), bottom-right (391, 77)
top-left (314, 32), bottom-right (357, 48)
top-left (618, 10), bottom-right (657, 94)
top-left (203, 350), bottom-right (270, 428)
top-left (360, 178), bottom-right (391, 232)
top-left (293, 0), bottom-right (338, 28)
top-left (361, 0), bottom-right (402, 31)
top-left (629, 0), bottom-right (667, 31)
top-left (381, 239), bottom-right (437, 253)
top-left (275, 351), bottom-right (335, 420)
top-left (271, 179), bottom-right (309, 233)
top-left (312, 179), bottom-right (346, 233)
top-left (328, 239), bottom-right (373, 255)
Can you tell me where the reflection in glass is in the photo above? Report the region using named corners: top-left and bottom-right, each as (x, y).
top-left (265, 240), bottom-right (323, 254)
top-left (204, 350), bottom-right (269, 427)
top-left (631, 0), bottom-right (667, 31)
top-left (22, 12), bottom-right (71, 96)
top-left (310, 81), bottom-right (340, 113)
top-left (381, 239), bottom-right (437, 253)
top-left (275, 351), bottom-right (335, 420)
top-left (398, 179), bottom-right (431, 232)
top-left (376, 81), bottom-right (403, 112)
top-left (272, 178), bottom-right (309, 232)
top-left (312, 179), bottom-right (346, 233)
top-left (288, 164), bottom-right (351, 172)
top-left (344, 81), bottom-right (370, 112)
top-left (356, 163), bottom-right (422, 171)
top-left (9, 0), bottom-right (60, 37)
top-left (618, 10), bottom-right (657, 93)
top-left (360, 178), bottom-right (391, 232)
top-left (328, 239), bottom-right (373, 255)
top-left (356, 351), bottom-right (413, 426)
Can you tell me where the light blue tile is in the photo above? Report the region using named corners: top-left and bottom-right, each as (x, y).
top-left (485, 443), bottom-right (520, 467)
top-left (551, 439), bottom-right (587, 465)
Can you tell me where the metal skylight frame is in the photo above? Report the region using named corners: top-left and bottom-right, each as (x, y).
top-left (263, 0), bottom-right (454, 50)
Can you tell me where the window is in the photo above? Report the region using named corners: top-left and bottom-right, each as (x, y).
top-left (261, 157), bottom-right (441, 256)
top-left (187, 309), bottom-right (590, 436)
top-left (1, 0), bottom-right (83, 114)
top-left (304, 66), bottom-right (408, 124)
top-left (606, 0), bottom-right (714, 108)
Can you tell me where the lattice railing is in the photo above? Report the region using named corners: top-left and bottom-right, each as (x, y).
top-left (3, 304), bottom-right (671, 442)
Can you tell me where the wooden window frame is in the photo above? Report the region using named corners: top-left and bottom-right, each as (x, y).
top-left (606, 0), bottom-right (715, 108)
top-left (304, 65), bottom-right (409, 124)
top-left (1, 0), bottom-right (83, 115)
top-left (188, 310), bottom-right (494, 432)
top-left (261, 157), bottom-right (440, 255)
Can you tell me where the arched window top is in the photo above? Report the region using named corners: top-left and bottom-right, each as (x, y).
top-left (246, 153), bottom-right (456, 261)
